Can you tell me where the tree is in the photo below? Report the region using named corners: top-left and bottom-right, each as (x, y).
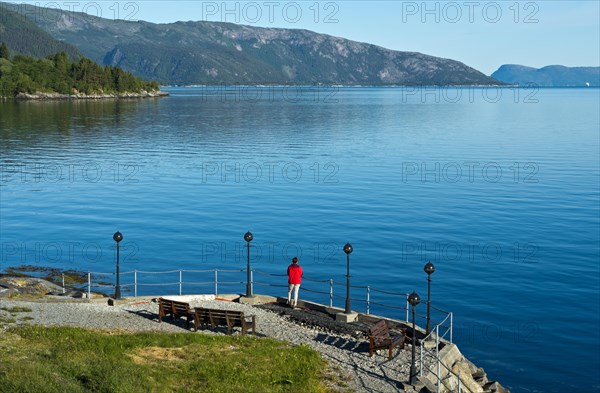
top-left (0, 42), bottom-right (10, 60)
top-left (52, 52), bottom-right (69, 75)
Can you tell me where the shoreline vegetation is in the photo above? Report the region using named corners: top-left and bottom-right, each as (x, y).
top-left (0, 42), bottom-right (165, 100)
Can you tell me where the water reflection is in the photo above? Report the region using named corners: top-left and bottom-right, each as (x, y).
top-left (0, 99), bottom-right (158, 149)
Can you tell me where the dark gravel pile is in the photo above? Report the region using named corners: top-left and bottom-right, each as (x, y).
top-left (257, 303), bottom-right (372, 339)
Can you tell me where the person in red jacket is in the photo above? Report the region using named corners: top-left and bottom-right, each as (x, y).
top-left (287, 256), bottom-right (303, 308)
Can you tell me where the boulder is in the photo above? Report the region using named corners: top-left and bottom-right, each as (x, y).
top-left (484, 381), bottom-right (511, 393)
top-left (0, 277), bottom-right (63, 297)
top-left (449, 360), bottom-right (484, 393)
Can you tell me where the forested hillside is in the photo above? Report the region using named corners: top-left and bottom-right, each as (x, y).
top-left (0, 7), bottom-right (81, 59)
top-left (0, 43), bottom-right (159, 97)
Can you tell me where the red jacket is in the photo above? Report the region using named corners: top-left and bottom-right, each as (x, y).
top-left (287, 264), bottom-right (303, 284)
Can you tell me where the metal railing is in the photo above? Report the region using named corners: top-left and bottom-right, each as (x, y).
top-left (85, 268), bottom-right (245, 298)
top-left (253, 270), bottom-right (413, 321)
top-left (417, 312), bottom-right (476, 393)
top-left (83, 267), bottom-right (450, 331)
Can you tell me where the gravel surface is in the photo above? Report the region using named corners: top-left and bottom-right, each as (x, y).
top-left (0, 297), bottom-right (423, 392)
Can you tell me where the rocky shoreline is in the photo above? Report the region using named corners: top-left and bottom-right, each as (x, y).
top-left (10, 90), bottom-right (169, 100)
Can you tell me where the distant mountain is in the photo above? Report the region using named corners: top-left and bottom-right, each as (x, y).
top-left (491, 64), bottom-right (600, 87)
top-left (2, 2), bottom-right (501, 86)
top-left (0, 6), bottom-right (81, 59)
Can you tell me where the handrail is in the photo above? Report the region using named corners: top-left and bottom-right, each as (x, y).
top-left (183, 281), bottom-right (242, 285)
top-left (253, 269), bottom-right (286, 277)
top-left (253, 281), bottom-right (287, 287)
top-left (92, 268), bottom-right (246, 276)
top-left (249, 270), bottom-right (410, 296)
top-left (183, 269), bottom-right (243, 273)
top-left (419, 324), bottom-right (474, 393)
top-left (337, 282), bottom-right (370, 289)
top-left (301, 287), bottom-right (331, 295)
top-left (302, 277), bottom-right (331, 283)
top-left (84, 267), bottom-right (451, 332)
top-left (369, 287), bottom-right (409, 296)
top-left (431, 304), bottom-right (452, 314)
top-left (125, 269), bottom-right (181, 274)
top-left (369, 300), bottom-right (408, 311)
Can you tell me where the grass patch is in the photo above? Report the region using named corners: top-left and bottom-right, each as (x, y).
top-left (0, 325), bottom-right (333, 393)
top-left (0, 316), bottom-right (16, 324)
top-left (1, 306), bottom-right (33, 313)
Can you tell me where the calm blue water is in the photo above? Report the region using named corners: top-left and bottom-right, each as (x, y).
top-left (1, 87), bottom-right (599, 392)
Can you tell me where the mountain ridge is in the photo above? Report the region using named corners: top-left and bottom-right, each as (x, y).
top-left (0, 6), bottom-right (81, 59)
top-left (491, 64), bottom-right (600, 87)
top-left (2, 2), bottom-right (502, 86)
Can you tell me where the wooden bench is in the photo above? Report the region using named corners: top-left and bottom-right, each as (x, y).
top-left (157, 298), bottom-right (194, 329)
top-left (194, 307), bottom-right (256, 335)
top-left (368, 319), bottom-right (407, 359)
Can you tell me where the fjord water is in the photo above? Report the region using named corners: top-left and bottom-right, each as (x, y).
top-left (1, 87), bottom-right (598, 392)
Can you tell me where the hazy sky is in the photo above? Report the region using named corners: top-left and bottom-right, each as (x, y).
top-left (14, 1), bottom-right (600, 74)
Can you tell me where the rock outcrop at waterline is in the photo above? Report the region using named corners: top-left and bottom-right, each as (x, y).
top-left (0, 276), bottom-right (70, 297)
top-left (13, 90), bottom-right (169, 100)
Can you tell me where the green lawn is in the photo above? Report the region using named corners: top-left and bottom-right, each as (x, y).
top-left (0, 326), bottom-right (335, 393)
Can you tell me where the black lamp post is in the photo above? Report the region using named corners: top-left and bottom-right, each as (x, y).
top-left (113, 231), bottom-right (123, 299)
top-left (408, 291), bottom-right (421, 385)
top-left (343, 242), bottom-right (353, 314)
top-left (244, 231), bottom-right (253, 297)
top-left (424, 261), bottom-right (435, 335)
